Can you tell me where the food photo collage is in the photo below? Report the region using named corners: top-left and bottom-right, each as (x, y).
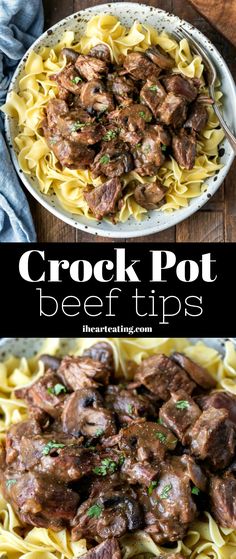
top-left (0, 0), bottom-right (236, 558)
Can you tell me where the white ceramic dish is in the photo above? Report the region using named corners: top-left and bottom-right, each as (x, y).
top-left (5, 3), bottom-right (236, 238)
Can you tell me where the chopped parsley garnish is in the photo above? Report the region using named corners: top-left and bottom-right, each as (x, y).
top-left (119, 454), bottom-right (125, 466)
top-left (71, 121), bottom-right (88, 132)
top-left (144, 144), bottom-right (151, 154)
top-left (175, 400), bottom-right (189, 410)
top-left (6, 479), bottom-right (17, 488)
top-left (42, 441), bottom-right (66, 456)
top-left (95, 428), bottom-right (104, 437)
top-left (155, 431), bottom-right (167, 443)
top-left (100, 154), bottom-right (110, 165)
top-left (136, 143), bottom-right (142, 149)
top-left (71, 76), bottom-right (82, 84)
top-left (157, 417), bottom-right (164, 425)
top-left (47, 383), bottom-right (67, 396)
top-left (103, 129), bottom-right (118, 141)
top-left (160, 483), bottom-right (172, 499)
top-left (139, 111), bottom-right (152, 122)
top-left (149, 85), bottom-right (158, 91)
top-left (127, 404), bottom-right (133, 415)
top-left (148, 481), bottom-right (158, 496)
top-left (50, 137), bottom-right (57, 144)
top-left (192, 486), bottom-right (200, 496)
top-left (87, 503), bottom-right (103, 518)
top-left (161, 144), bottom-right (167, 152)
top-left (93, 458), bottom-right (118, 476)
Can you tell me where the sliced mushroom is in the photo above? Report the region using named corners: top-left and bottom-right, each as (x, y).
top-left (80, 80), bottom-right (115, 114)
top-left (146, 46), bottom-right (174, 69)
top-left (89, 43), bottom-right (111, 63)
top-left (75, 55), bottom-right (108, 81)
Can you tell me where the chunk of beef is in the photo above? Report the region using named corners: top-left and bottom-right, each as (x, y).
top-left (83, 342), bottom-right (114, 371)
top-left (61, 48), bottom-right (79, 64)
top-left (172, 352), bottom-right (216, 389)
top-left (140, 80), bottom-right (166, 117)
top-left (210, 473), bottom-right (236, 529)
top-left (134, 354), bottom-right (196, 400)
top-left (84, 178), bottom-right (122, 220)
top-left (188, 407), bottom-right (236, 469)
top-left (138, 455), bottom-right (201, 544)
top-left (111, 103), bottom-right (152, 146)
top-left (162, 74), bottom-right (198, 102)
top-left (89, 44), bottom-right (111, 63)
top-left (157, 93), bottom-right (187, 128)
top-left (121, 457), bottom-right (159, 487)
top-left (72, 476), bottom-right (143, 541)
top-left (133, 125), bottom-right (169, 176)
top-left (58, 356), bottom-right (111, 390)
top-left (75, 55), bottom-right (108, 81)
top-left (123, 52), bottom-right (161, 81)
top-left (108, 74), bottom-right (137, 104)
top-left (146, 46), bottom-right (174, 69)
top-left (80, 80), bottom-right (115, 114)
top-left (83, 539), bottom-right (121, 559)
top-left (197, 391), bottom-right (236, 424)
top-left (105, 385), bottom-right (156, 424)
top-left (2, 471), bottom-right (79, 530)
top-left (62, 389), bottom-right (117, 438)
top-left (184, 102), bottom-right (208, 132)
top-left (159, 390), bottom-right (201, 444)
top-left (39, 354), bottom-right (61, 371)
top-left (46, 98), bottom-right (69, 128)
top-left (51, 63), bottom-right (83, 94)
top-left (14, 371), bottom-right (68, 419)
top-left (43, 121), bottom-right (95, 169)
top-left (92, 141), bottom-right (133, 179)
top-left (172, 129), bottom-right (196, 170)
top-left (5, 419), bottom-right (41, 467)
top-left (134, 180), bottom-right (167, 210)
top-left (117, 421), bottom-right (177, 462)
top-left (57, 109), bottom-right (105, 145)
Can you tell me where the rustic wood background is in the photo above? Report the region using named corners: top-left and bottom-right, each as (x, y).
top-left (28, 0), bottom-right (236, 242)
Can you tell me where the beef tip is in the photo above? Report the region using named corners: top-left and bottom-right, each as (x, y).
top-left (159, 390), bottom-right (201, 444)
top-left (62, 389), bottom-right (117, 438)
top-left (84, 178), bottom-right (122, 220)
top-left (105, 385), bottom-right (156, 424)
top-left (5, 419), bottom-right (41, 467)
top-left (51, 63), bottom-right (83, 94)
top-left (43, 122), bottom-right (95, 169)
top-left (57, 85), bottom-right (73, 102)
top-left (123, 52), bottom-right (161, 81)
top-left (39, 354), bottom-right (61, 371)
top-left (172, 352), bottom-right (216, 389)
top-left (57, 109), bottom-right (105, 145)
top-left (162, 74), bottom-right (198, 102)
top-left (72, 477), bottom-right (143, 541)
top-left (140, 80), bottom-right (166, 117)
top-left (172, 129), bottom-right (196, 170)
top-left (146, 46), bottom-right (174, 69)
top-left (210, 473), bottom-right (236, 529)
top-left (2, 471), bottom-right (79, 530)
top-left (89, 44), bottom-right (111, 63)
top-left (134, 354), bottom-right (196, 400)
top-left (82, 538), bottom-right (121, 559)
top-left (184, 102), bottom-right (208, 132)
top-left (188, 407), bottom-right (236, 469)
top-left (14, 371), bottom-right (68, 419)
top-left (133, 124), bottom-right (171, 176)
top-left (157, 93), bottom-right (187, 128)
top-left (75, 55), bottom-right (108, 81)
top-left (83, 342), bottom-right (114, 371)
top-left (138, 455), bottom-right (199, 544)
top-left (117, 421), bottom-right (177, 462)
top-left (116, 104), bottom-right (152, 146)
top-left (107, 74), bottom-right (137, 104)
top-left (61, 48), bottom-right (80, 64)
top-left (80, 80), bottom-right (115, 113)
top-left (58, 356), bottom-right (111, 390)
top-left (134, 180), bottom-right (167, 210)
top-left (92, 140), bottom-right (133, 179)
top-left (121, 457), bottom-right (159, 487)
top-left (197, 391), bottom-right (236, 424)
top-left (46, 98), bottom-right (69, 128)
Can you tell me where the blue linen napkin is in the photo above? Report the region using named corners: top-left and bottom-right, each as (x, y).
top-left (0, 0), bottom-right (44, 242)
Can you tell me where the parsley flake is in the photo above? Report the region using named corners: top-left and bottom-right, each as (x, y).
top-left (161, 144), bottom-right (167, 152)
top-left (157, 417), bottom-right (164, 425)
top-left (144, 144), bottom-right (151, 154)
top-left (100, 154), bottom-right (110, 165)
top-left (149, 85), bottom-right (158, 91)
top-left (160, 483), bottom-right (172, 499)
top-left (155, 431), bottom-right (167, 444)
top-left (71, 121), bottom-right (88, 132)
top-left (192, 486), bottom-right (200, 496)
top-left (42, 441), bottom-right (66, 456)
top-left (127, 404), bottom-right (133, 415)
top-left (6, 479), bottom-right (17, 489)
top-left (47, 383), bottom-right (67, 396)
top-left (95, 428), bottom-right (104, 437)
top-left (71, 76), bottom-right (82, 84)
top-left (103, 129), bottom-right (118, 141)
top-left (87, 503), bottom-right (103, 518)
top-left (50, 137), bottom-right (57, 145)
top-left (136, 143), bottom-right (142, 149)
top-left (148, 481), bottom-right (158, 496)
top-left (93, 458), bottom-right (118, 476)
top-left (175, 400), bottom-right (189, 410)
top-left (139, 111), bottom-right (152, 122)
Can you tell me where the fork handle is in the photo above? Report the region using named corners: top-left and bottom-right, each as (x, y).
top-left (212, 102), bottom-right (236, 155)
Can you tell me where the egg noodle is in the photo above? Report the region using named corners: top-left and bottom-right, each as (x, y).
top-left (0, 337), bottom-right (236, 559)
top-left (1, 14), bottom-right (224, 222)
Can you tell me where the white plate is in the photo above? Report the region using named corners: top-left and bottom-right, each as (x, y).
top-left (5, 3), bottom-right (236, 238)
top-left (0, 337), bottom-right (232, 359)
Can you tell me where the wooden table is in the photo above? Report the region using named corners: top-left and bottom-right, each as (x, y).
top-left (29, 0), bottom-right (236, 242)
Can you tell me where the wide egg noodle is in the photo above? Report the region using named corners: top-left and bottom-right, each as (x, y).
top-left (0, 14), bottom-right (224, 222)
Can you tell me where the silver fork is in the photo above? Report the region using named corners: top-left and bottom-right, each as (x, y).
top-left (173, 26), bottom-right (236, 155)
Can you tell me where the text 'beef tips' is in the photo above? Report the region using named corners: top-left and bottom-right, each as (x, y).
top-left (41, 38), bottom-right (208, 219)
top-left (1, 343), bottom-right (236, 556)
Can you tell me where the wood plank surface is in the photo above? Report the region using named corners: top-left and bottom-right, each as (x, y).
top-left (187, 0), bottom-right (236, 47)
top-left (29, 0), bottom-right (236, 242)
